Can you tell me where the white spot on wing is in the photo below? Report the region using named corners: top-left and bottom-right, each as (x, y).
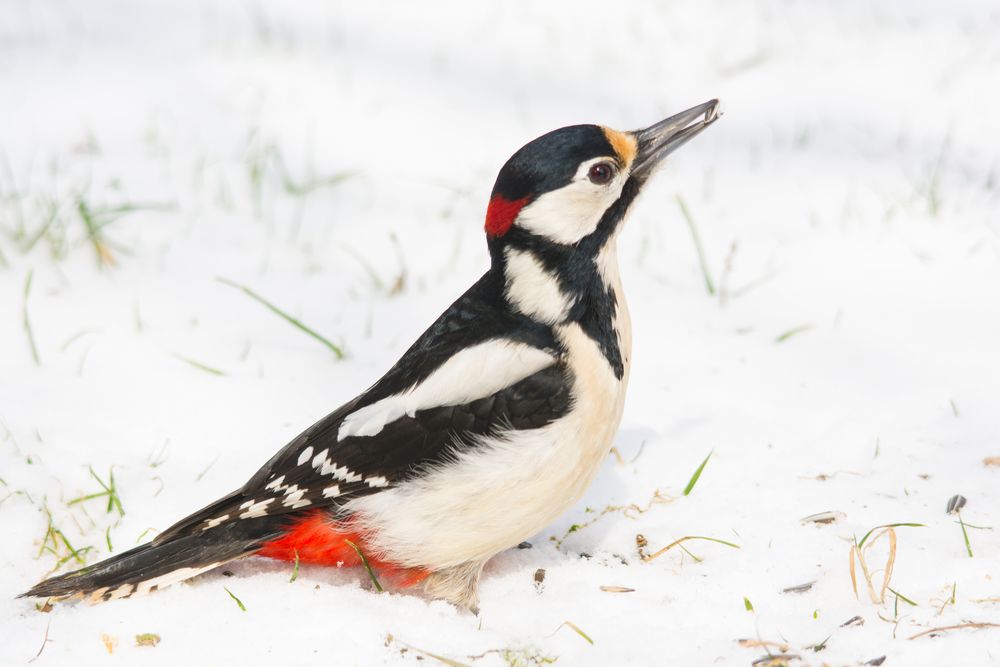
top-left (322, 484), bottom-right (341, 498)
top-left (297, 446), bottom-right (314, 466)
top-left (107, 583), bottom-right (135, 600)
top-left (238, 498), bottom-right (275, 519)
top-left (311, 449), bottom-right (329, 468)
top-left (203, 514), bottom-right (230, 530)
top-left (133, 564), bottom-right (220, 596)
top-left (88, 587), bottom-right (110, 603)
top-left (338, 340), bottom-right (555, 440)
top-left (282, 488), bottom-right (311, 509)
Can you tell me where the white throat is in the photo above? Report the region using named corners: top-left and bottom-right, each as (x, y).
top-left (502, 247), bottom-right (576, 325)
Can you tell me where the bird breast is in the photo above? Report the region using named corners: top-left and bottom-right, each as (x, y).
top-left (349, 245), bottom-right (632, 570)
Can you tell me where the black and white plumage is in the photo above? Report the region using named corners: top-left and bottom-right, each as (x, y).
top-left (23, 100), bottom-right (721, 609)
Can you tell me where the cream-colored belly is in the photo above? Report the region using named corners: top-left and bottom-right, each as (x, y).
top-left (348, 310), bottom-right (632, 570)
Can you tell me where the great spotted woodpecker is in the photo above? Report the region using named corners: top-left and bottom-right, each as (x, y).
top-left (24, 100), bottom-right (721, 610)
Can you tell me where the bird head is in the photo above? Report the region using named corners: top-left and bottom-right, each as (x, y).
top-left (484, 99), bottom-right (721, 257)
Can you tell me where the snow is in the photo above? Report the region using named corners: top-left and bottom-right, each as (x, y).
top-left (2, 0), bottom-right (999, 664)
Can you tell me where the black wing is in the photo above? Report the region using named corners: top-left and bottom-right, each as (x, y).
top-left (155, 271), bottom-right (569, 543)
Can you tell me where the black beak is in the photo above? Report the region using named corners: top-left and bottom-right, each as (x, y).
top-left (631, 99), bottom-right (722, 178)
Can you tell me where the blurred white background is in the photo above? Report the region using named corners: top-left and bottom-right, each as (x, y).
top-left (2, 1), bottom-right (999, 665)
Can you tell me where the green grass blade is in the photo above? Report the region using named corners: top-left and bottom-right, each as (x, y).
top-left (683, 451), bottom-right (712, 496)
top-left (676, 195), bottom-right (715, 295)
top-left (290, 548), bottom-right (300, 583)
top-left (172, 352), bottom-right (226, 376)
top-left (23, 269), bottom-right (41, 366)
top-left (558, 620), bottom-right (594, 645)
top-left (217, 277), bottom-right (345, 359)
top-left (958, 515), bottom-right (973, 557)
top-left (775, 324), bottom-right (813, 343)
top-left (888, 586), bottom-right (918, 606)
top-left (344, 539), bottom-right (383, 592)
top-left (856, 522), bottom-right (925, 548)
top-left (224, 587), bottom-right (247, 611)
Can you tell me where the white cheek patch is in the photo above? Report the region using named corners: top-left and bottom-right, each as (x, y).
top-left (515, 157), bottom-right (628, 245)
top-left (337, 340), bottom-right (556, 441)
top-left (504, 247), bottom-right (574, 324)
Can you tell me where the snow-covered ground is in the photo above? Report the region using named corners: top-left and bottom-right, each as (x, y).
top-left (2, 1), bottom-right (999, 664)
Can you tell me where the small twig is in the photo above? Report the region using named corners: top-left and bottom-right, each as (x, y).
top-left (28, 619), bottom-right (52, 663)
top-left (552, 487), bottom-right (672, 549)
top-left (737, 638), bottom-right (790, 653)
top-left (908, 622), bottom-right (1000, 640)
top-left (386, 635), bottom-right (470, 667)
top-left (643, 535), bottom-right (740, 562)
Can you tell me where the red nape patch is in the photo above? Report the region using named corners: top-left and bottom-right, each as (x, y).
top-left (485, 195), bottom-right (530, 237)
top-left (257, 512), bottom-right (428, 588)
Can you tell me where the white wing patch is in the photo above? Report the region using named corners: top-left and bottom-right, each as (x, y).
top-left (296, 446), bottom-right (314, 466)
top-left (88, 563), bottom-right (221, 602)
top-left (346, 319), bottom-right (630, 571)
top-left (282, 486), bottom-right (311, 509)
top-left (238, 498), bottom-right (274, 519)
top-left (337, 339), bottom-right (556, 441)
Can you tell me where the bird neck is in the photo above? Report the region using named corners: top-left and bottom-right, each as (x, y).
top-left (493, 235), bottom-right (627, 379)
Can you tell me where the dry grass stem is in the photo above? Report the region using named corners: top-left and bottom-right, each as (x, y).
top-left (643, 535), bottom-right (740, 562)
top-left (908, 622), bottom-right (1000, 640)
top-left (849, 527), bottom-right (897, 604)
top-left (737, 638), bottom-right (790, 652)
top-left (552, 487), bottom-right (672, 549)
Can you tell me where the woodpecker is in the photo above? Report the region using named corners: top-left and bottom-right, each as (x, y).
top-left (23, 100), bottom-right (721, 610)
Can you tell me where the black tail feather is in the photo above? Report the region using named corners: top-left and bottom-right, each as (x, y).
top-left (21, 519), bottom-right (286, 601)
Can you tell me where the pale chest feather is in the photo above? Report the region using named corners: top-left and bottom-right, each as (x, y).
top-left (349, 246), bottom-right (632, 569)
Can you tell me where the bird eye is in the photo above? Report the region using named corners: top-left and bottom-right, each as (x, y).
top-left (588, 162), bottom-right (615, 185)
